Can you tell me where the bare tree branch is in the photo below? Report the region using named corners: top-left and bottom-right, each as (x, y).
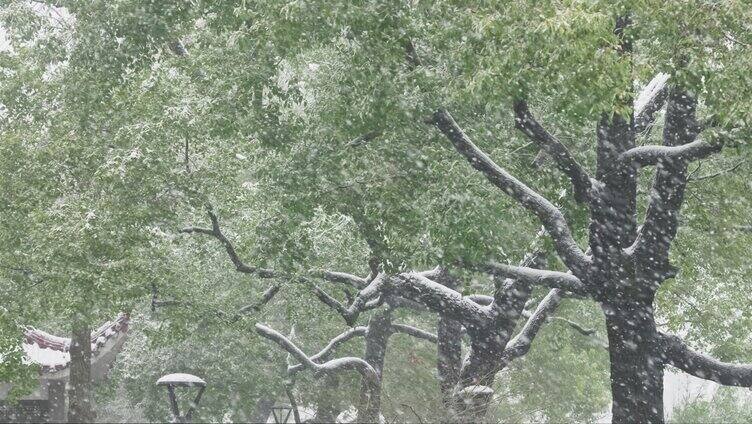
top-left (390, 323), bottom-right (438, 343)
top-left (183, 208), bottom-right (367, 288)
top-left (404, 38), bottom-right (422, 69)
top-left (659, 332), bottom-right (752, 387)
top-left (513, 100), bottom-right (594, 203)
top-left (236, 284), bottom-right (281, 315)
top-left (348, 130), bottom-right (383, 148)
top-left (430, 108), bottom-right (590, 275)
top-left (180, 207), bottom-right (276, 278)
top-left (688, 160), bottom-right (745, 182)
top-left (312, 274), bottom-right (387, 326)
top-left (151, 282), bottom-right (280, 323)
top-left (551, 317), bottom-right (596, 337)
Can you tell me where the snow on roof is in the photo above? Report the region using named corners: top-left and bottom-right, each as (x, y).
top-left (156, 373), bottom-right (207, 387)
top-left (21, 313), bottom-right (129, 373)
top-left (22, 343), bottom-right (70, 369)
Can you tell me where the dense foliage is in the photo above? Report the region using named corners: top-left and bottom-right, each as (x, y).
top-left (1, 1), bottom-right (750, 422)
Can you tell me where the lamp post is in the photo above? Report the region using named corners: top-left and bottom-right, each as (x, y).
top-left (156, 373), bottom-right (206, 423)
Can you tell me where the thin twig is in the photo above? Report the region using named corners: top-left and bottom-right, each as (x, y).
top-left (688, 160), bottom-right (745, 182)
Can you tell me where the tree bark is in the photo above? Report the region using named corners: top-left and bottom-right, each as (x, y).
top-left (603, 301), bottom-right (664, 424)
top-left (454, 329), bottom-right (504, 422)
top-left (67, 322), bottom-right (95, 423)
top-left (437, 313), bottom-right (462, 413)
top-left (358, 309), bottom-right (392, 422)
top-left (433, 272), bottom-right (463, 414)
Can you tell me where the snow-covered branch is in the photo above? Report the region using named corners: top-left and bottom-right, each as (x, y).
top-left (501, 288), bottom-right (563, 361)
top-left (628, 89), bottom-right (709, 267)
top-left (416, 266), bottom-right (443, 280)
top-left (466, 294), bottom-right (493, 306)
top-left (618, 138), bottom-right (721, 169)
top-left (634, 73), bottom-right (670, 135)
top-left (311, 270), bottom-right (368, 289)
top-left (483, 263), bottom-right (588, 296)
top-left (287, 326), bottom-right (369, 374)
top-left (431, 108), bottom-right (590, 275)
top-left (513, 100), bottom-right (594, 203)
top-left (492, 247), bottom-right (547, 312)
top-left (255, 323), bottom-right (381, 422)
top-left (255, 324), bottom-right (379, 386)
top-left (659, 332), bottom-right (752, 387)
top-left (391, 272), bottom-right (491, 325)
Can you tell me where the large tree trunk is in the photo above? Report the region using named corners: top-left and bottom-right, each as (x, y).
top-left (357, 310), bottom-right (392, 423)
top-left (435, 271), bottom-right (463, 414)
top-left (437, 313), bottom-right (462, 413)
top-left (67, 322), bottom-right (95, 423)
top-left (453, 330), bottom-right (504, 423)
top-left (603, 301), bottom-right (664, 424)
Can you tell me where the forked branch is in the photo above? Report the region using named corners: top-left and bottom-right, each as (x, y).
top-left (312, 274), bottom-right (387, 326)
top-left (431, 109), bottom-right (590, 275)
top-left (391, 272), bottom-right (491, 325)
top-left (287, 326), bottom-right (369, 374)
top-left (501, 288), bottom-right (563, 362)
top-left (255, 323), bottom-right (381, 422)
top-left (182, 207), bottom-right (366, 286)
top-left (513, 100), bottom-right (593, 203)
top-left (180, 207), bottom-right (276, 278)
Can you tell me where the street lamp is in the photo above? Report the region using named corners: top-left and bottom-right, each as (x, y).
top-left (156, 373), bottom-right (207, 423)
top-left (270, 404), bottom-right (294, 424)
